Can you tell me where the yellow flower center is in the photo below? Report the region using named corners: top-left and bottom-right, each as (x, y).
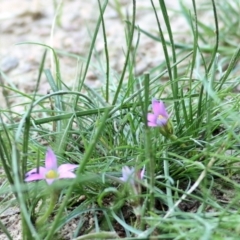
top-left (158, 115), bottom-right (165, 120)
top-left (45, 170), bottom-right (58, 179)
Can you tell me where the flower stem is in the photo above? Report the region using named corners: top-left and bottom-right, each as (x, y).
top-left (36, 191), bottom-right (58, 228)
top-left (163, 150), bottom-right (174, 210)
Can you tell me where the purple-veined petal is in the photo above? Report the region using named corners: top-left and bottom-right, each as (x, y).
top-left (45, 148), bottom-right (58, 170)
top-left (25, 173), bottom-right (45, 182)
top-left (58, 164), bottom-right (78, 174)
top-left (58, 171), bottom-right (76, 179)
top-left (25, 167), bottom-right (46, 177)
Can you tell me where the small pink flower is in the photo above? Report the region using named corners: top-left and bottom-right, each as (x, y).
top-left (120, 166), bottom-right (145, 197)
top-left (120, 166), bottom-right (145, 184)
top-left (147, 99), bottom-right (169, 127)
top-left (25, 148), bottom-right (78, 185)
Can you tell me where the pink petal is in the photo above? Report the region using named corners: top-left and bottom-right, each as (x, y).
top-left (46, 179), bottom-right (56, 185)
top-left (58, 171), bottom-right (76, 179)
top-left (152, 99), bottom-right (168, 118)
top-left (58, 164), bottom-right (78, 174)
top-left (152, 99), bottom-right (161, 115)
top-left (147, 113), bottom-right (157, 122)
top-left (147, 122), bottom-right (157, 127)
top-left (156, 117), bottom-right (168, 126)
top-left (121, 166), bottom-right (134, 182)
top-left (45, 148), bottom-right (58, 170)
top-left (140, 166), bottom-right (145, 179)
top-left (25, 167), bottom-right (46, 177)
top-left (123, 166), bottom-right (134, 176)
top-left (25, 173), bottom-right (45, 182)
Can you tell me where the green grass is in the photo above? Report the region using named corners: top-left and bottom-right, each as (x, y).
top-left (1, 0), bottom-right (240, 239)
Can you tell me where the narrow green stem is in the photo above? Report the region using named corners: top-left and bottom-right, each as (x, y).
top-left (36, 191), bottom-right (58, 227)
top-left (143, 72), bottom-right (155, 211)
top-left (163, 150), bottom-right (174, 210)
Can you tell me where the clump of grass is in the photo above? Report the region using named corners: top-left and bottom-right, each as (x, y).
top-left (1, 0), bottom-right (240, 239)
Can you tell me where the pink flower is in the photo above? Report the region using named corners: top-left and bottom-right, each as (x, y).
top-left (25, 148), bottom-right (78, 185)
top-left (120, 166), bottom-right (145, 184)
top-left (147, 99), bottom-right (169, 127)
top-left (120, 166), bottom-right (145, 197)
